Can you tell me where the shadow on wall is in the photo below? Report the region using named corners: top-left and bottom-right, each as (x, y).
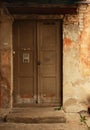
top-left (1, 0), bottom-right (84, 4)
top-left (87, 96), bottom-right (90, 113)
top-left (0, 71), bottom-right (10, 108)
top-left (87, 96), bottom-right (90, 106)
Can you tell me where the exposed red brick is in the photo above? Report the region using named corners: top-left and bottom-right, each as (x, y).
top-left (79, 5), bottom-right (90, 75)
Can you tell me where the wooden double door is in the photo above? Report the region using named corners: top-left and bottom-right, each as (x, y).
top-left (13, 20), bottom-right (62, 107)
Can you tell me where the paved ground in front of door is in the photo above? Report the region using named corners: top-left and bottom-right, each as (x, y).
top-left (0, 107), bottom-right (89, 130)
top-left (0, 122), bottom-right (88, 130)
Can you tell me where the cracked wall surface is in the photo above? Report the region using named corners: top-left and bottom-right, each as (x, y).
top-left (0, 7), bottom-right (13, 108)
top-left (63, 5), bottom-right (90, 112)
top-left (1, 4), bottom-right (90, 112)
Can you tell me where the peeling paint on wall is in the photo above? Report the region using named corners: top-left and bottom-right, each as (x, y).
top-left (63, 15), bottom-right (88, 112)
top-left (0, 70), bottom-right (10, 108)
top-left (80, 5), bottom-right (90, 75)
top-left (0, 7), bottom-right (12, 108)
top-left (0, 51), bottom-right (11, 108)
top-left (63, 37), bottom-right (72, 48)
top-left (1, 51), bottom-right (10, 65)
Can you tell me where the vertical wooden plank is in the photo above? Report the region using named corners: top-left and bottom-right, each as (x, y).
top-left (37, 20), bottom-right (61, 106)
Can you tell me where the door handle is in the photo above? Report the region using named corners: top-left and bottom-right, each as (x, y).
top-left (37, 61), bottom-right (41, 65)
top-left (13, 51), bottom-right (15, 55)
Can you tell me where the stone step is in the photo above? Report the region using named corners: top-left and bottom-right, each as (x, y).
top-left (6, 107), bottom-right (66, 123)
top-left (0, 123), bottom-right (87, 130)
top-left (6, 115), bottom-right (66, 123)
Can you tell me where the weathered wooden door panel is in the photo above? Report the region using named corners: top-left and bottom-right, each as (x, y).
top-left (13, 20), bottom-right (61, 106)
top-left (37, 21), bottom-right (61, 105)
top-left (13, 21), bottom-right (37, 106)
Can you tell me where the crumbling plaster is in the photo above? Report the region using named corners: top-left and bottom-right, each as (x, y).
top-left (1, 3), bottom-right (90, 113)
top-left (0, 7), bottom-right (13, 108)
top-left (63, 4), bottom-right (90, 112)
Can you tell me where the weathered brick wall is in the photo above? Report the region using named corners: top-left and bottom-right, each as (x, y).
top-left (63, 4), bottom-right (90, 112)
top-left (80, 4), bottom-right (90, 75)
top-left (0, 7), bottom-right (13, 108)
top-left (79, 4), bottom-right (90, 109)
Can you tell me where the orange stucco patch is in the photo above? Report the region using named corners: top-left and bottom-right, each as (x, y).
top-left (64, 38), bottom-right (72, 48)
top-left (1, 52), bottom-right (9, 65)
top-left (81, 56), bottom-right (90, 67)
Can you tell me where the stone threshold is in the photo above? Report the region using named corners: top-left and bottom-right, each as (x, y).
top-left (1, 107), bottom-right (66, 124)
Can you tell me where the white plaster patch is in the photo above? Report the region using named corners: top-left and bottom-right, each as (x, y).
top-left (63, 99), bottom-right (86, 113)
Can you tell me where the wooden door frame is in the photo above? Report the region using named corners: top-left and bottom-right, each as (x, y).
top-left (12, 16), bottom-right (63, 107)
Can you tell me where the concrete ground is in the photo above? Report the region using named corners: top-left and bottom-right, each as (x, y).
top-left (0, 122), bottom-right (87, 130)
top-left (0, 107), bottom-right (89, 130)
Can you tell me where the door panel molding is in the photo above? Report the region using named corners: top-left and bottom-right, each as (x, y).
top-left (13, 19), bottom-right (62, 107)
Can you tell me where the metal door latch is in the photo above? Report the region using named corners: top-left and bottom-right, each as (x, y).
top-left (13, 51), bottom-right (15, 55)
top-left (37, 61), bottom-right (41, 65)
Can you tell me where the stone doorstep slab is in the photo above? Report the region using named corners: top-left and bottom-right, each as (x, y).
top-left (0, 123), bottom-right (87, 130)
top-left (6, 108), bottom-right (66, 123)
top-left (6, 116), bottom-right (66, 123)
